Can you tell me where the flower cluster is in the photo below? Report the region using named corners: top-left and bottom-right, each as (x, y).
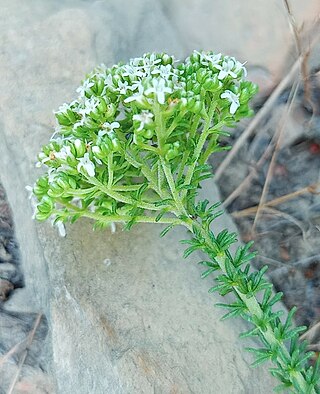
top-left (31, 52), bottom-right (320, 393)
top-left (32, 51), bottom-right (256, 227)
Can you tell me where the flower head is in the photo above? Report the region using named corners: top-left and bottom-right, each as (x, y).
top-left (76, 79), bottom-right (94, 97)
top-left (98, 122), bottom-right (120, 138)
top-left (145, 78), bottom-right (172, 105)
top-left (217, 59), bottom-right (238, 80)
top-left (133, 111), bottom-right (154, 131)
top-left (77, 153), bottom-right (95, 177)
top-left (195, 51), bottom-right (222, 68)
top-left (221, 90), bottom-right (240, 114)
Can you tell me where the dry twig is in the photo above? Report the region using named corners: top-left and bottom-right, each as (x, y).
top-left (7, 313), bottom-right (42, 394)
top-left (283, 0), bottom-right (314, 114)
top-left (230, 182), bottom-right (320, 218)
top-left (252, 80), bottom-right (300, 231)
top-left (223, 125), bottom-right (277, 208)
top-left (300, 321), bottom-right (320, 342)
top-left (214, 56), bottom-right (302, 181)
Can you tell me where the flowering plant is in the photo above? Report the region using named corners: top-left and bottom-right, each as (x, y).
top-left (32, 51), bottom-right (319, 393)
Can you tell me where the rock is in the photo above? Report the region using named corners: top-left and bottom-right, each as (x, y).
top-left (160, 0), bottom-right (320, 77)
top-left (0, 1), bottom-right (280, 393)
top-left (0, 278), bottom-right (14, 301)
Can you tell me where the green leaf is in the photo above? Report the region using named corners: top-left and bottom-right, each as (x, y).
top-left (154, 199), bottom-right (174, 207)
top-left (155, 211), bottom-right (166, 222)
top-left (239, 328), bottom-right (259, 339)
top-left (160, 224), bottom-right (174, 237)
top-left (200, 267), bottom-right (216, 278)
top-left (183, 245), bottom-right (200, 258)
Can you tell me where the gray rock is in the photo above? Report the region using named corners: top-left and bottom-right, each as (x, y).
top-left (0, 1), bottom-right (278, 393)
top-left (160, 0), bottom-right (320, 77)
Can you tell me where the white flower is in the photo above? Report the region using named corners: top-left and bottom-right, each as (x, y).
top-left (133, 111), bottom-right (154, 131)
top-left (151, 64), bottom-right (174, 79)
top-left (138, 53), bottom-right (161, 70)
top-left (55, 146), bottom-right (73, 160)
top-left (234, 60), bottom-right (247, 77)
top-left (117, 80), bottom-right (129, 95)
top-left (77, 153), bottom-right (95, 177)
top-left (196, 51), bottom-right (222, 68)
top-left (221, 90), bottom-right (240, 115)
top-left (122, 64), bottom-right (144, 79)
top-left (79, 97), bottom-right (99, 116)
top-left (98, 121), bottom-right (120, 138)
top-left (124, 84), bottom-right (145, 103)
top-left (54, 102), bottom-right (70, 114)
top-left (145, 78), bottom-right (172, 105)
top-left (104, 74), bottom-right (114, 88)
top-left (51, 217), bottom-right (66, 237)
top-left (73, 118), bottom-right (85, 130)
top-left (76, 79), bottom-right (94, 97)
top-left (217, 59), bottom-right (238, 80)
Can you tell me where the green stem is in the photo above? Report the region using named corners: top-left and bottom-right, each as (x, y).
top-left (173, 213), bottom-right (313, 393)
top-left (86, 176), bottom-right (159, 211)
top-left (199, 135), bottom-right (217, 166)
top-left (55, 201), bottom-right (183, 226)
top-left (181, 102), bottom-right (216, 200)
top-left (108, 153), bottom-right (113, 188)
top-left (160, 158), bottom-right (187, 216)
top-left (176, 150), bottom-right (189, 182)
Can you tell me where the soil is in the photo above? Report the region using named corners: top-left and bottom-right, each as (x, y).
top-left (0, 184), bottom-right (52, 393)
top-left (211, 74), bottom-right (320, 359)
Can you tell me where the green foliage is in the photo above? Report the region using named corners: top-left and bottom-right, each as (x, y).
top-left (32, 51), bottom-right (319, 393)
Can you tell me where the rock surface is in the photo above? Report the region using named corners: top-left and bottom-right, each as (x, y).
top-left (1, 0), bottom-right (314, 392)
top-left (160, 0), bottom-right (320, 77)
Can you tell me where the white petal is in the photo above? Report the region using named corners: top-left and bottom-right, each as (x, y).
top-left (218, 70), bottom-right (227, 80)
top-left (56, 221), bottom-right (66, 237)
top-left (85, 162), bottom-right (95, 177)
top-left (230, 101), bottom-right (239, 115)
top-left (157, 92), bottom-right (165, 105)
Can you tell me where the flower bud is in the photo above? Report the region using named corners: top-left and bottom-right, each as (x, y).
top-left (56, 177), bottom-right (69, 190)
top-left (94, 79), bottom-right (105, 96)
top-left (68, 177), bottom-right (77, 189)
top-left (161, 53), bottom-right (172, 65)
top-left (74, 139), bottom-right (86, 157)
top-left (196, 69), bottom-right (208, 83)
top-left (105, 103), bottom-right (116, 118)
top-left (203, 75), bottom-right (219, 91)
top-left (97, 97), bottom-right (107, 113)
top-left (55, 112), bottom-right (72, 126)
top-left (36, 196), bottom-right (54, 221)
top-left (189, 52), bottom-right (200, 64)
top-left (47, 182), bottom-right (64, 198)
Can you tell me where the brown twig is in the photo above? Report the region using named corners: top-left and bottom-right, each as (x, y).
top-left (251, 79), bottom-right (300, 232)
top-left (231, 182), bottom-right (320, 218)
top-left (7, 313), bottom-right (42, 394)
top-left (300, 321), bottom-right (320, 342)
top-left (283, 0), bottom-right (303, 55)
top-left (215, 22), bottom-right (320, 181)
top-left (223, 125), bottom-right (277, 208)
top-left (257, 206), bottom-right (308, 239)
top-left (267, 254), bottom-right (320, 281)
top-left (0, 339), bottom-right (27, 369)
top-left (214, 56), bottom-right (302, 181)
top-left (283, 0), bottom-right (314, 114)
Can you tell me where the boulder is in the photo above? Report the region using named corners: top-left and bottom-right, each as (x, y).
top-left (0, 1), bottom-right (278, 392)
